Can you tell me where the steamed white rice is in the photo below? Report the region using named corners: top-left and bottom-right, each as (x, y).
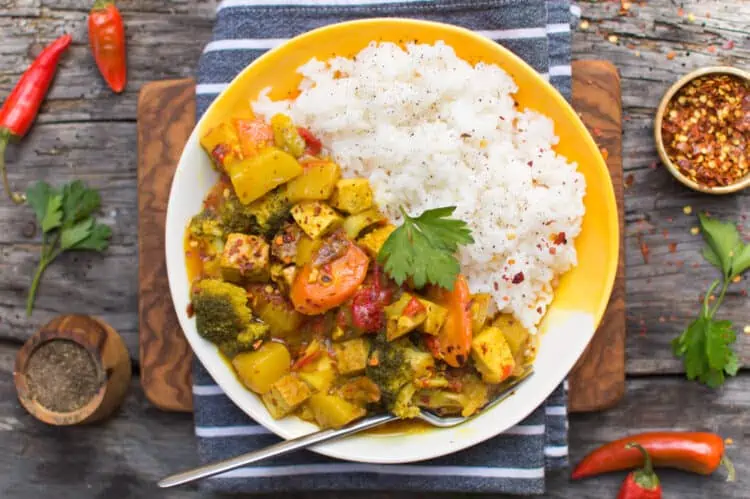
top-left (253, 41), bottom-right (585, 333)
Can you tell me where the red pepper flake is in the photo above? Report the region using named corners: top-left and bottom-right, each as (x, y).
top-left (593, 127), bottom-right (603, 137)
top-left (723, 40), bottom-right (736, 50)
top-left (669, 242), bottom-right (678, 253)
top-left (707, 45), bottom-right (717, 53)
top-left (403, 296), bottom-right (426, 317)
top-left (666, 217), bottom-right (674, 223)
top-left (553, 232), bottom-right (567, 245)
top-left (624, 174), bottom-right (634, 188)
top-left (740, 289), bottom-right (748, 297)
top-left (638, 236), bottom-right (650, 264)
top-left (600, 147), bottom-right (609, 161)
top-left (549, 247), bottom-right (557, 255)
top-left (493, 281), bottom-right (499, 291)
top-left (648, 161), bottom-right (658, 170)
top-left (512, 272), bottom-right (525, 284)
top-left (186, 303), bottom-right (194, 318)
top-left (692, 262), bottom-right (700, 269)
top-left (666, 51), bottom-right (676, 60)
top-left (677, 7), bottom-right (685, 16)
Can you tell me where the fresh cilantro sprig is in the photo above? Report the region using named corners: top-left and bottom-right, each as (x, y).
top-left (377, 206), bottom-right (474, 290)
top-left (24, 180), bottom-right (112, 316)
top-left (672, 213), bottom-right (749, 388)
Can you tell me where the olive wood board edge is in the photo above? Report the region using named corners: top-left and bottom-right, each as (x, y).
top-left (136, 61), bottom-right (625, 414)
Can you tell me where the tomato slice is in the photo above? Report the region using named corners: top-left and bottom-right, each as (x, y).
top-left (291, 243), bottom-right (370, 315)
top-left (427, 274), bottom-right (473, 367)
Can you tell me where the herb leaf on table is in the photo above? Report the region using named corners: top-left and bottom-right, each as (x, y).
top-left (672, 214), bottom-right (747, 387)
top-left (24, 180), bottom-right (112, 316)
top-left (377, 206), bottom-right (474, 290)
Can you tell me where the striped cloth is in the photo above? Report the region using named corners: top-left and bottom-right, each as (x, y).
top-left (193, 0), bottom-right (577, 494)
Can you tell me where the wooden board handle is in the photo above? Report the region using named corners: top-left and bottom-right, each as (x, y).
top-left (137, 79), bottom-right (196, 412)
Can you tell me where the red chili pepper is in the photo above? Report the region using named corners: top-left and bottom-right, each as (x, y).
top-left (88, 0), bottom-right (127, 93)
top-left (297, 127), bottom-right (322, 156)
top-left (572, 432), bottom-right (735, 482)
top-left (0, 34), bottom-right (72, 204)
top-left (617, 443), bottom-right (662, 499)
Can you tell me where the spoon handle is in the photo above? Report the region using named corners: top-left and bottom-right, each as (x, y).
top-left (158, 413), bottom-right (396, 488)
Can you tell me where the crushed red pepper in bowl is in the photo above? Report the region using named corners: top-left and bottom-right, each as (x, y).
top-left (655, 67), bottom-right (750, 194)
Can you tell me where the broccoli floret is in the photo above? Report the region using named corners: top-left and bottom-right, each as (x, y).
top-left (191, 279), bottom-right (267, 351)
top-left (366, 333), bottom-right (434, 418)
top-left (220, 187), bottom-right (291, 238)
top-left (189, 210), bottom-right (224, 240)
top-left (218, 323), bottom-right (270, 357)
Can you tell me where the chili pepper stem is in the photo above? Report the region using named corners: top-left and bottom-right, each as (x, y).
top-left (721, 454), bottom-right (736, 482)
top-left (0, 130), bottom-right (25, 204)
top-left (93, 0), bottom-right (114, 9)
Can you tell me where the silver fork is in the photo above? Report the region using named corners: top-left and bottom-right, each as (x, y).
top-left (158, 367), bottom-right (534, 488)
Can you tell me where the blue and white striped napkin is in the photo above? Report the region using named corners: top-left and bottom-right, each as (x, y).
top-left (192, 0), bottom-right (577, 494)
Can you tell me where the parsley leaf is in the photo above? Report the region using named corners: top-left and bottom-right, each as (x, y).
top-left (24, 180), bottom-right (111, 316)
top-left (699, 213), bottom-right (741, 278)
top-left (377, 206), bottom-right (474, 290)
top-left (674, 213), bottom-right (748, 388)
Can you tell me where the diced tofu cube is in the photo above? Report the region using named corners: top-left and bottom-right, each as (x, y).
top-left (470, 293), bottom-right (493, 333)
top-left (420, 298), bottom-right (448, 336)
top-left (226, 146), bottom-right (302, 205)
top-left (271, 223), bottom-right (303, 265)
top-left (290, 201), bottom-right (343, 239)
top-left (357, 224), bottom-right (395, 258)
top-left (200, 122), bottom-right (242, 170)
top-left (332, 338), bottom-right (370, 375)
top-left (261, 374), bottom-right (311, 419)
top-left (220, 233), bottom-right (270, 283)
top-left (330, 178), bottom-right (373, 214)
top-left (286, 160), bottom-right (341, 203)
top-left (470, 326), bottom-right (516, 384)
top-left (384, 293), bottom-right (427, 341)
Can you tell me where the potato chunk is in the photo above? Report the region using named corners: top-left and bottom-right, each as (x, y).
top-left (330, 178), bottom-right (373, 214)
top-left (297, 353), bottom-right (336, 393)
top-left (307, 394), bottom-right (366, 429)
top-left (286, 161), bottom-right (341, 203)
top-left (227, 147), bottom-right (302, 205)
top-left (357, 224), bottom-right (395, 258)
top-left (232, 342), bottom-right (291, 394)
top-left (332, 338), bottom-right (370, 375)
top-left (220, 233), bottom-right (270, 283)
top-left (290, 201), bottom-right (343, 240)
top-left (200, 122), bottom-right (241, 170)
top-left (470, 326), bottom-right (515, 384)
top-left (261, 374), bottom-right (311, 419)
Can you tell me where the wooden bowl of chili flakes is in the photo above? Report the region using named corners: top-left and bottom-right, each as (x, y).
top-left (655, 66), bottom-right (749, 194)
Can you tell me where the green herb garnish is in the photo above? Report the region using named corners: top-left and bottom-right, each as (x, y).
top-left (672, 213), bottom-right (748, 387)
top-left (377, 206), bottom-right (474, 290)
top-left (25, 180), bottom-right (112, 316)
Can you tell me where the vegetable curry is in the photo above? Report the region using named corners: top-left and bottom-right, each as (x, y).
top-left (185, 111), bottom-right (537, 430)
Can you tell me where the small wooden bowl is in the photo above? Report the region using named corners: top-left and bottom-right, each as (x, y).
top-left (14, 315), bottom-right (132, 426)
top-left (654, 66), bottom-right (750, 195)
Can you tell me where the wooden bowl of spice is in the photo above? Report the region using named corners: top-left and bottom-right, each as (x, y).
top-left (14, 315), bottom-right (131, 426)
top-left (655, 66), bottom-right (749, 194)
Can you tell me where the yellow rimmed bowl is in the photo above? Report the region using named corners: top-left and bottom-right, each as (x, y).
top-left (165, 18), bottom-right (619, 464)
top-left (654, 66), bottom-right (750, 195)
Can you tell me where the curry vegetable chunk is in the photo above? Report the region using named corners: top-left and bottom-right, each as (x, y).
top-left (331, 178), bottom-right (374, 214)
top-left (262, 374), bottom-right (312, 418)
top-left (227, 147), bottom-right (303, 205)
top-left (188, 113), bottom-right (537, 430)
top-left (471, 326), bottom-right (516, 384)
top-left (220, 233), bottom-right (270, 283)
top-left (290, 201), bottom-right (343, 239)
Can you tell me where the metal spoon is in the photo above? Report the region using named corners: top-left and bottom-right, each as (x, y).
top-left (158, 367), bottom-right (534, 488)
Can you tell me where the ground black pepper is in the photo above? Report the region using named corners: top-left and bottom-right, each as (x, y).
top-left (25, 340), bottom-right (102, 413)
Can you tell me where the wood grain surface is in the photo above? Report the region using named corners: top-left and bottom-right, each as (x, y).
top-left (137, 80), bottom-right (195, 412)
top-left (568, 61), bottom-right (625, 413)
top-left (136, 63), bottom-right (624, 413)
top-left (1, 0), bottom-right (749, 497)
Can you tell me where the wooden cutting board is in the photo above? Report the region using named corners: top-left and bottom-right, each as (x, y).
top-left (136, 61), bottom-right (624, 413)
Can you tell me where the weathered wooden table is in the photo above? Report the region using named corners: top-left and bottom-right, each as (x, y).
top-left (1, 1), bottom-right (748, 497)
